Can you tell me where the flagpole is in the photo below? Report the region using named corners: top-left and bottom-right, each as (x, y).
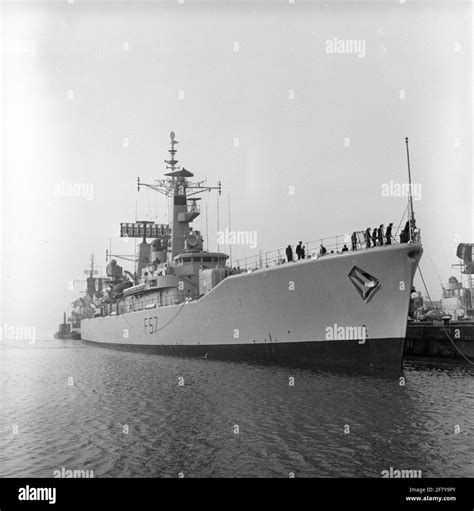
top-left (405, 137), bottom-right (416, 241)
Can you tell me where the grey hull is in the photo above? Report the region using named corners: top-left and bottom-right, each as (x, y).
top-left (82, 243), bottom-right (422, 370)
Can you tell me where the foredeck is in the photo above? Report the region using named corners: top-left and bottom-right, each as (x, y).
top-left (232, 224), bottom-right (421, 272)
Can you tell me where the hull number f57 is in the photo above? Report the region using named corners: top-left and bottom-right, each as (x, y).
top-left (144, 316), bottom-right (159, 334)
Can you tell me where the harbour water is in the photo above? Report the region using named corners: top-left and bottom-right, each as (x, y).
top-left (1, 340), bottom-right (473, 478)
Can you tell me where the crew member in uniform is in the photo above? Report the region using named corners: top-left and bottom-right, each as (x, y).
top-left (372, 227), bottom-right (378, 247)
top-left (296, 242), bottom-right (303, 260)
top-left (351, 232), bottom-right (358, 251)
top-left (378, 225), bottom-right (384, 246)
top-left (364, 228), bottom-right (371, 248)
top-left (385, 223), bottom-right (393, 245)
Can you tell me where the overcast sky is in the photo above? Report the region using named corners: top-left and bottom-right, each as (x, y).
top-left (2, 0), bottom-right (472, 337)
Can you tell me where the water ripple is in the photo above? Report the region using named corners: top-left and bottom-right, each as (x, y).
top-left (0, 341), bottom-right (473, 477)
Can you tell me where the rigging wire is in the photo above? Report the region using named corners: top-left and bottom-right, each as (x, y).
top-left (426, 252), bottom-right (445, 289)
top-left (394, 203), bottom-right (409, 239)
top-left (146, 188), bottom-right (152, 221)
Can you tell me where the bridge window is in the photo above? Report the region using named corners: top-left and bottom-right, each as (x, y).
top-left (203, 257), bottom-right (212, 262)
top-left (182, 257), bottom-right (191, 263)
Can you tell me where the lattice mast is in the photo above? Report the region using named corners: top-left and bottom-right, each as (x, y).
top-left (137, 131), bottom-right (221, 259)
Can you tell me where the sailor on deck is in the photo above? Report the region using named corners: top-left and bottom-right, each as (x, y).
top-left (372, 227), bottom-right (378, 246)
top-left (351, 232), bottom-right (358, 251)
top-left (378, 225), bottom-right (384, 246)
top-left (385, 223), bottom-right (393, 245)
top-left (296, 242), bottom-right (303, 260)
top-left (364, 228), bottom-right (371, 248)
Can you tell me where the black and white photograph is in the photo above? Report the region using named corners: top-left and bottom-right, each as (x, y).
top-left (1, 0), bottom-right (473, 505)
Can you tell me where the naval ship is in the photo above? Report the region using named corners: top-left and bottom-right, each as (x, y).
top-left (54, 312), bottom-right (81, 340)
top-left (80, 133), bottom-right (423, 370)
top-left (54, 255), bottom-right (101, 340)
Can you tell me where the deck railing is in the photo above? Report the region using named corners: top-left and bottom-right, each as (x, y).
top-left (231, 224), bottom-right (420, 273)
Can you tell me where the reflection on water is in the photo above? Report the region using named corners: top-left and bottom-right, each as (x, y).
top-left (0, 340), bottom-right (473, 477)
